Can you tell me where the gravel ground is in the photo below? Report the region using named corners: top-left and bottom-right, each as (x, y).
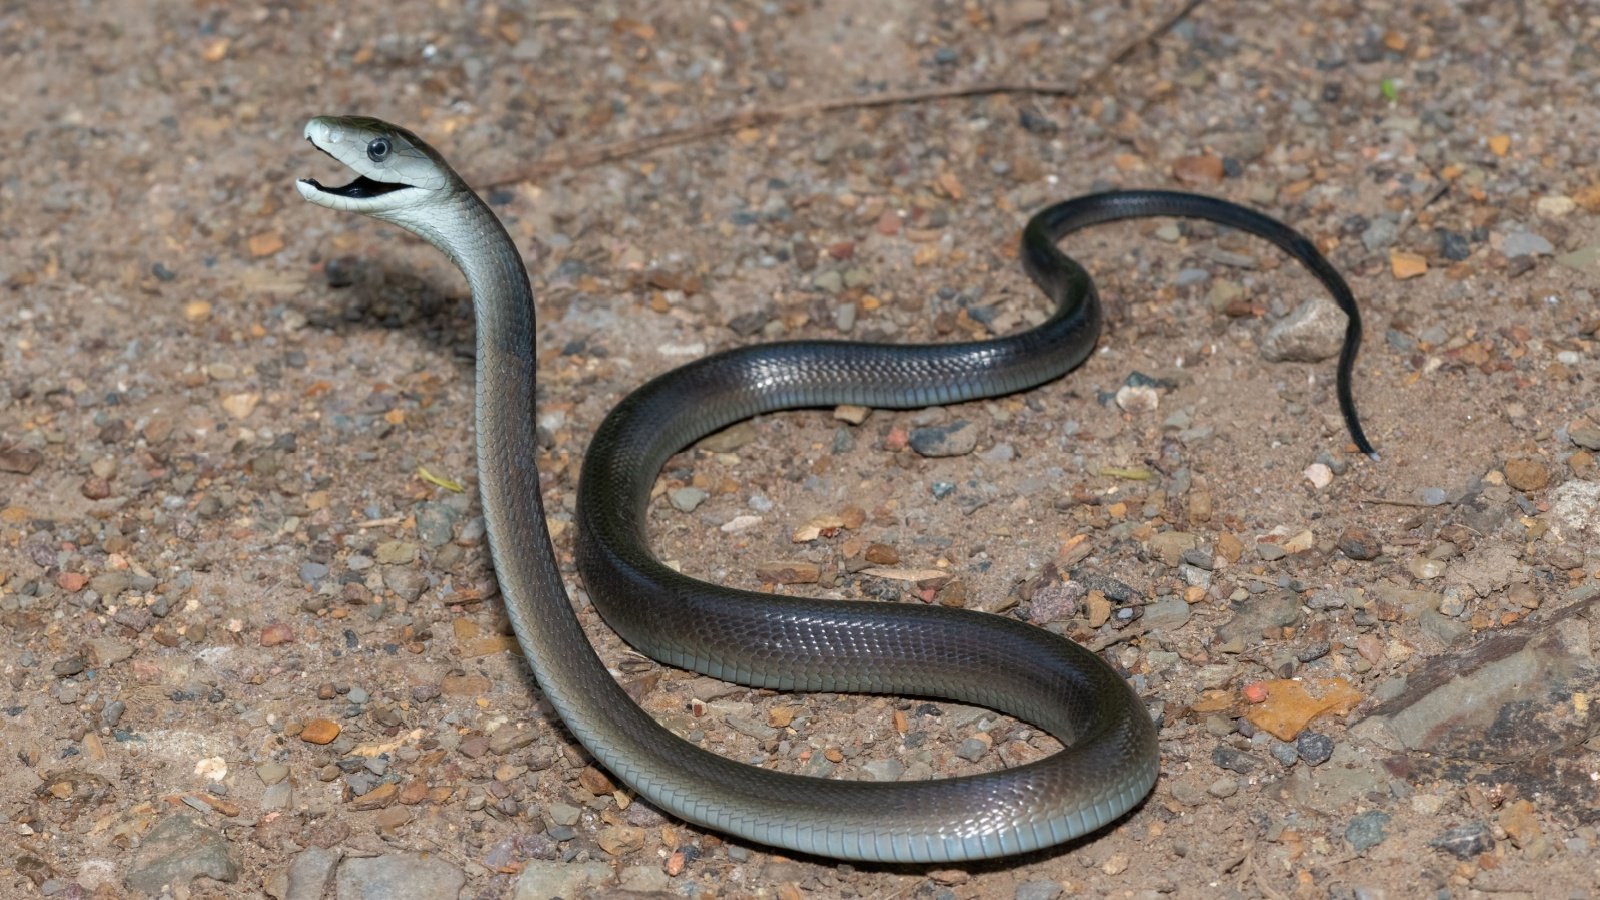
top-left (3, 1), bottom-right (1600, 898)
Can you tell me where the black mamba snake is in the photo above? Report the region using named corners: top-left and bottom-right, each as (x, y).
top-left (298, 115), bottom-right (1375, 862)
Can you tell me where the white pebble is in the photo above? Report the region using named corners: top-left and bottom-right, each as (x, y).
top-left (719, 515), bottom-right (763, 533)
top-left (1304, 462), bottom-right (1334, 489)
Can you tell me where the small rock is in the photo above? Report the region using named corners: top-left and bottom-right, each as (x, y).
top-left (1172, 154), bottom-right (1225, 185)
top-left (1430, 822), bottom-right (1496, 859)
top-left (668, 487), bottom-right (708, 512)
top-left (1389, 250), bottom-right (1428, 280)
top-left (1148, 531), bottom-right (1201, 567)
top-left (1261, 296), bottom-right (1346, 363)
top-left (335, 853), bottom-right (465, 900)
top-left (1296, 732), bottom-right (1335, 766)
top-left (300, 719), bottom-right (341, 745)
top-left (1502, 230), bottom-right (1553, 258)
top-left (1114, 384), bottom-right (1160, 414)
top-left (833, 404), bottom-right (871, 425)
top-left (511, 860), bottom-right (613, 900)
top-left (699, 421), bottom-right (759, 453)
top-left (862, 759), bottom-right (905, 782)
top-left (256, 762), bottom-right (289, 786)
top-left (283, 847), bottom-right (339, 900)
top-left (596, 825), bottom-right (647, 857)
top-left (1304, 463), bottom-right (1334, 490)
top-left (1211, 746), bottom-right (1264, 775)
top-left (754, 561), bottom-right (821, 584)
top-left (260, 623), bottom-right (295, 647)
top-left (1014, 880), bottom-right (1064, 900)
top-left (1569, 422), bottom-right (1600, 451)
top-left (1503, 458), bottom-right (1550, 492)
top-left (909, 420), bottom-right (979, 457)
top-left (1418, 487), bottom-right (1448, 506)
top-left (1207, 777), bottom-right (1239, 798)
top-left (1337, 527), bottom-right (1380, 560)
top-left (1346, 811), bottom-right (1391, 852)
top-left (124, 815), bottom-right (239, 894)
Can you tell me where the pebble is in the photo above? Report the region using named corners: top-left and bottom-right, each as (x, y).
top-left (1429, 822), bottom-right (1496, 859)
top-left (335, 853), bottom-right (465, 900)
top-left (282, 847), bottom-right (339, 900)
top-left (1014, 881), bottom-right (1064, 900)
top-left (1418, 487), bottom-right (1448, 506)
top-left (955, 738), bottom-right (989, 762)
top-left (1337, 526), bottom-right (1381, 560)
top-left (1114, 383), bottom-right (1160, 413)
top-left (1148, 531), bottom-right (1201, 566)
top-left (300, 719), bottom-right (341, 745)
top-left (414, 501), bottom-right (460, 548)
top-left (512, 860), bottom-right (616, 900)
top-left (863, 759), bottom-right (905, 781)
top-left (1142, 597), bottom-right (1192, 633)
top-left (1345, 811), bottom-right (1391, 852)
top-left (1211, 746), bottom-right (1265, 775)
top-left (298, 562), bottom-right (329, 585)
top-left (124, 815), bottom-right (239, 894)
top-left (1296, 732), bottom-right (1335, 766)
top-left (1361, 217), bottom-right (1398, 251)
top-left (669, 487), bottom-right (709, 513)
top-left (1206, 777), bottom-right (1239, 798)
top-left (1502, 230), bottom-right (1553, 257)
top-left (1261, 296), bottom-right (1347, 362)
top-left (909, 420), bottom-right (979, 457)
top-left (699, 421), bottom-right (758, 452)
top-left (256, 761), bottom-right (289, 786)
top-left (1304, 463), bottom-right (1334, 489)
top-left (1503, 457), bottom-right (1550, 492)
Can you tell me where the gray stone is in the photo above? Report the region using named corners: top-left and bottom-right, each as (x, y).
top-left (1352, 599), bottom-right (1598, 761)
top-left (669, 487), bottom-right (709, 513)
top-left (1014, 880), bottom-right (1065, 900)
top-left (1215, 592), bottom-right (1300, 650)
top-left (1147, 531), bottom-right (1201, 567)
top-left (511, 859), bottom-right (613, 900)
top-left (955, 738), bottom-right (989, 762)
top-left (124, 815), bottom-right (239, 894)
top-left (698, 421), bottom-right (759, 453)
top-left (1503, 230), bottom-right (1553, 258)
top-left (1430, 822), bottom-right (1495, 859)
top-left (1142, 597), bottom-right (1192, 635)
top-left (909, 419), bottom-right (980, 457)
top-left (284, 847), bottom-right (340, 900)
top-left (1261, 296), bottom-right (1346, 363)
top-left (1345, 811), bottom-right (1391, 852)
top-left (415, 502), bottom-right (461, 548)
top-left (335, 852), bottom-right (465, 900)
top-left (546, 803), bottom-right (581, 827)
top-left (862, 759), bottom-right (905, 781)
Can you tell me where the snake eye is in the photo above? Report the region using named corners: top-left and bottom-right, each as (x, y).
top-left (366, 138), bottom-right (391, 162)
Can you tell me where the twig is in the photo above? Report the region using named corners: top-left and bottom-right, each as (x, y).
top-left (480, 0), bottom-right (1207, 187)
top-left (1357, 496), bottom-right (1448, 509)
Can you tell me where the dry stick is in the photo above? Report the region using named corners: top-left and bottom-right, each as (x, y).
top-left (480, 0), bottom-right (1207, 188)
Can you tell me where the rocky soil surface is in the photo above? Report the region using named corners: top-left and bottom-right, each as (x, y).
top-left (2, 1), bottom-right (1599, 898)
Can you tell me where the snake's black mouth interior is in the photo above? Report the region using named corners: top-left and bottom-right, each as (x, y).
top-left (300, 174), bottom-right (411, 199)
top-left (302, 138), bottom-right (414, 198)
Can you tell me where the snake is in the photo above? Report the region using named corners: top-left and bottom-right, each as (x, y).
top-left (298, 115), bottom-right (1375, 863)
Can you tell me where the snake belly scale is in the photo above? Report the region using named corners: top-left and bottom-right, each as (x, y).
top-left (297, 115), bottom-right (1374, 863)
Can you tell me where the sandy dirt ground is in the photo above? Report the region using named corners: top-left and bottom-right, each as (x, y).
top-left (2, 1), bottom-right (1599, 897)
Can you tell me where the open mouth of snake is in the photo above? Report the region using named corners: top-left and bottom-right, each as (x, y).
top-left (299, 174), bottom-right (412, 199)
top-left (300, 139), bottom-right (414, 199)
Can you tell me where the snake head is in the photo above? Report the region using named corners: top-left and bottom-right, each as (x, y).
top-left (297, 116), bottom-right (455, 218)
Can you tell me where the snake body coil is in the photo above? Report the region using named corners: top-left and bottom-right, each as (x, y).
top-left (299, 115), bottom-right (1373, 863)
